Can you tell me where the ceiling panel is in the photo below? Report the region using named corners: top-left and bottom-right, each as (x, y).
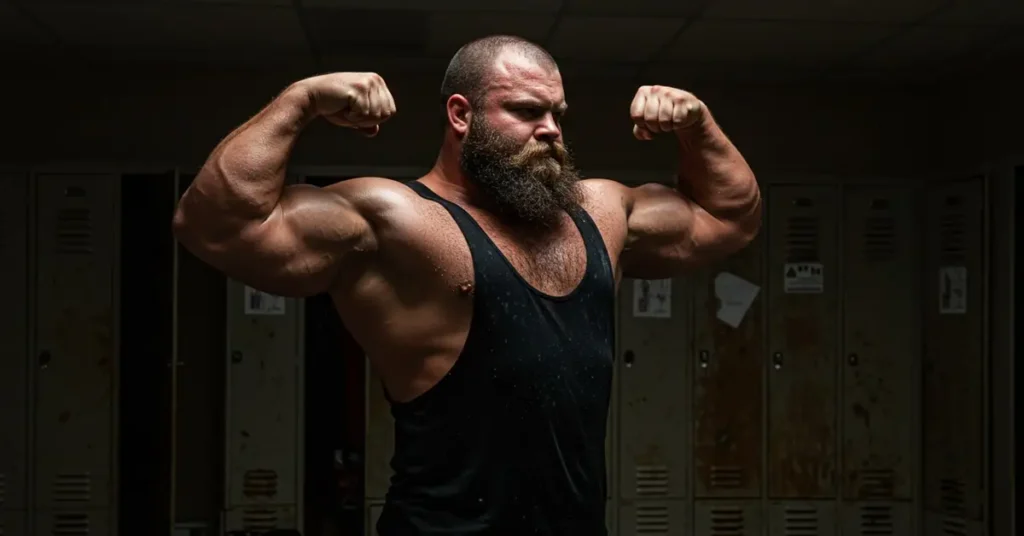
top-left (546, 16), bottom-right (686, 61)
top-left (666, 20), bottom-right (894, 67)
top-left (318, 54), bottom-right (449, 77)
top-left (929, 0), bottom-right (1024, 24)
top-left (29, 4), bottom-right (308, 51)
top-left (557, 59), bottom-right (641, 79)
top-left (563, 0), bottom-right (705, 16)
top-left (851, 23), bottom-right (1003, 69)
top-left (301, 8), bottom-right (429, 56)
top-left (704, 0), bottom-right (947, 23)
top-left (0, 1), bottom-right (51, 44)
top-left (424, 13), bottom-right (557, 56)
top-left (302, 0), bottom-right (558, 12)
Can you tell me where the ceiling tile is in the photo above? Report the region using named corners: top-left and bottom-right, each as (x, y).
top-left (930, 0), bottom-right (1024, 24)
top-left (643, 60), bottom-right (818, 84)
top-left (557, 59), bottom-right (641, 79)
top-left (30, 4), bottom-right (308, 52)
top-left (546, 16), bottom-right (686, 61)
top-left (318, 54), bottom-right (449, 77)
top-left (0, 1), bottom-right (51, 45)
top-left (666, 20), bottom-right (894, 67)
top-left (301, 0), bottom-right (558, 12)
top-left (564, 0), bottom-right (705, 17)
top-left (424, 13), bottom-right (557, 57)
top-left (301, 8), bottom-right (429, 56)
top-left (705, 0), bottom-right (947, 23)
top-left (851, 24), bottom-right (1002, 69)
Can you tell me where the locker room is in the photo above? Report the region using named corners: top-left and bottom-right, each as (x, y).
top-left (0, 1), bottom-right (1020, 536)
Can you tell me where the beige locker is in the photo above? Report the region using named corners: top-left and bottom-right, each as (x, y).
top-left (222, 280), bottom-right (303, 532)
top-left (692, 235), bottom-right (764, 499)
top-left (840, 185), bottom-right (920, 505)
top-left (768, 501), bottom-right (836, 536)
top-left (922, 178), bottom-right (986, 527)
top-left (840, 501), bottom-right (913, 536)
top-left (694, 500), bottom-right (763, 536)
top-left (364, 362), bottom-right (395, 502)
top-left (618, 500), bottom-right (688, 535)
top-left (33, 174), bottom-right (119, 536)
top-left (0, 174), bottom-right (29, 531)
top-left (766, 184), bottom-right (840, 500)
top-left (617, 277), bottom-right (690, 505)
top-left (366, 502), bottom-right (383, 536)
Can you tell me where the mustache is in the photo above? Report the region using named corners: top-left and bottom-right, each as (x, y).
top-left (518, 142), bottom-right (568, 164)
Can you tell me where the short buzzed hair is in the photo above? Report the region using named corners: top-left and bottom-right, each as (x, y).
top-left (440, 35), bottom-right (558, 110)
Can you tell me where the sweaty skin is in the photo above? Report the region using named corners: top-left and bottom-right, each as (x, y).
top-left (172, 51), bottom-right (761, 403)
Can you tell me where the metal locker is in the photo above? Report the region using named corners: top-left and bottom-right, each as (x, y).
top-left (839, 502), bottom-right (913, 536)
top-left (616, 276), bottom-right (690, 532)
top-left (618, 500), bottom-right (688, 536)
top-left (922, 178), bottom-right (987, 535)
top-left (0, 173), bottom-right (29, 535)
top-left (765, 184), bottom-right (839, 503)
top-left (768, 500), bottom-right (837, 536)
top-left (695, 500), bottom-right (763, 536)
top-left (222, 281), bottom-right (303, 532)
top-left (32, 174), bottom-right (119, 536)
top-left (692, 234), bottom-right (764, 501)
top-left (839, 184), bottom-right (920, 534)
top-left (364, 361), bottom-right (395, 502)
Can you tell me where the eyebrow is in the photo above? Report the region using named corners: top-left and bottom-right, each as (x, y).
top-left (507, 99), bottom-right (568, 113)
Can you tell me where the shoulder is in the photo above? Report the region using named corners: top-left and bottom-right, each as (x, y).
top-left (576, 178), bottom-right (633, 266)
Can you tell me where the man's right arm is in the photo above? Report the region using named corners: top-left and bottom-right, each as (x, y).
top-left (172, 73), bottom-right (397, 297)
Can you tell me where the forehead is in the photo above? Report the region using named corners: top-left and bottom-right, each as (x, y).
top-left (482, 51), bottom-right (564, 104)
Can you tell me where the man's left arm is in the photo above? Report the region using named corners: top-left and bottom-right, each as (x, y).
top-left (617, 85), bottom-right (762, 279)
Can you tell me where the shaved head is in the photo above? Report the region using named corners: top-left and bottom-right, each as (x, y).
top-left (441, 35), bottom-right (559, 110)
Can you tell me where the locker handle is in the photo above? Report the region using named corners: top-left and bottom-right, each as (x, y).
top-left (848, 353), bottom-right (858, 366)
top-left (698, 350), bottom-right (709, 368)
top-left (38, 350), bottom-right (52, 368)
top-left (623, 350), bottom-right (635, 367)
top-left (772, 352), bottom-right (783, 370)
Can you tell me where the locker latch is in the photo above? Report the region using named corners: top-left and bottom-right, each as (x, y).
top-left (698, 350), bottom-right (709, 368)
top-left (772, 352), bottom-right (783, 370)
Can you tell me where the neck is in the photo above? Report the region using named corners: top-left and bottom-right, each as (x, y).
top-left (423, 135), bottom-right (479, 206)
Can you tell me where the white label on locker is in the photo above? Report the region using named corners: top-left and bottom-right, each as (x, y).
top-left (244, 285), bottom-right (286, 315)
top-left (783, 262), bottom-right (824, 293)
top-left (938, 266), bottom-right (967, 314)
top-left (633, 278), bottom-right (671, 318)
top-left (714, 271), bottom-right (760, 328)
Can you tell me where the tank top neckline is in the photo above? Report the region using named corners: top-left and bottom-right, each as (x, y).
top-left (406, 180), bottom-right (599, 303)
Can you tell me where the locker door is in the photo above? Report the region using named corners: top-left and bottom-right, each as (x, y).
top-left (0, 174), bottom-right (29, 535)
top-left (223, 279), bottom-right (303, 532)
top-left (616, 276), bottom-right (689, 533)
top-left (33, 174), bottom-right (119, 536)
top-left (766, 184), bottom-right (839, 535)
top-left (364, 362), bottom-right (394, 502)
top-left (692, 232), bottom-right (764, 530)
top-left (922, 178), bottom-right (986, 536)
top-left (840, 185), bottom-right (920, 535)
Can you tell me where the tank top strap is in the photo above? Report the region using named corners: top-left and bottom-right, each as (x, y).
top-left (405, 181), bottom-right (494, 247)
top-left (567, 206), bottom-right (615, 286)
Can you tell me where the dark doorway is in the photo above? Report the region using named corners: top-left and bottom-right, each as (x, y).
top-left (119, 171), bottom-right (176, 534)
top-left (303, 175), bottom-right (367, 536)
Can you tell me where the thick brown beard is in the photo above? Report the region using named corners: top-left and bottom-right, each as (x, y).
top-left (459, 114), bottom-right (583, 229)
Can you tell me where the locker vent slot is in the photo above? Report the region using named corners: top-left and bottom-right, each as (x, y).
top-left (52, 473), bottom-right (92, 503)
top-left (635, 504), bottom-right (669, 534)
top-left (859, 469), bottom-right (895, 498)
top-left (938, 199), bottom-right (967, 262)
top-left (783, 506), bottom-right (818, 535)
top-left (941, 516), bottom-right (967, 536)
top-left (635, 465), bottom-right (669, 496)
top-left (51, 512), bottom-right (90, 535)
top-left (785, 216), bottom-right (819, 262)
top-left (710, 466), bottom-right (743, 489)
top-left (939, 478), bottom-right (966, 516)
top-left (863, 215), bottom-right (896, 262)
top-left (242, 507), bottom-right (279, 531)
top-left (242, 468), bottom-right (279, 498)
top-left (55, 208), bottom-right (94, 255)
top-left (710, 506), bottom-right (744, 535)
top-left (859, 504), bottom-right (893, 535)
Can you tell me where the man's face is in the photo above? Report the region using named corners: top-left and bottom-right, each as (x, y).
top-left (458, 53), bottom-right (581, 229)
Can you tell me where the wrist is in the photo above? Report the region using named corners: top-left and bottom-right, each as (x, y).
top-left (280, 80), bottom-right (320, 126)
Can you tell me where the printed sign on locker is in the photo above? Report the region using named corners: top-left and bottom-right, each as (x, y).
top-left (244, 285), bottom-right (286, 315)
top-left (783, 262), bottom-right (824, 294)
top-left (938, 266), bottom-right (967, 314)
top-left (633, 278), bottom-right (671, 318)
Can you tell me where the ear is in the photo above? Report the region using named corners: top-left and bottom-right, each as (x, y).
top-left (446, 94), bottom-right (472, 137)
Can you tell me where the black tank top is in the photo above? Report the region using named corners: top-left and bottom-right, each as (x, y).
top-left (376, 181), bottom-right (615, 535)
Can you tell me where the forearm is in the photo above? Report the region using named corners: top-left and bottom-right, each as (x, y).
top-left (175, 83), bottom-right (316, 240)
top-left (675, 111), bottom-right (760, 227)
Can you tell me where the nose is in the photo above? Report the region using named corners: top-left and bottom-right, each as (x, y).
top-left (535, 113), bottom-right (561, 143)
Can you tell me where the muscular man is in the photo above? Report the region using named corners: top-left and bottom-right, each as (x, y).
top-left (174, 35), bottom-right (760, 535)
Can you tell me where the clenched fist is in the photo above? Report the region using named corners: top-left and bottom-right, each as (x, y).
top-left (300, 72), bottom-right (397, 137)
top-left (629, 85), bottom-right (705, 141)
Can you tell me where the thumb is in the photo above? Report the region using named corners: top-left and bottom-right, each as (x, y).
top-left (633, 124), bottom-right (653, 141)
